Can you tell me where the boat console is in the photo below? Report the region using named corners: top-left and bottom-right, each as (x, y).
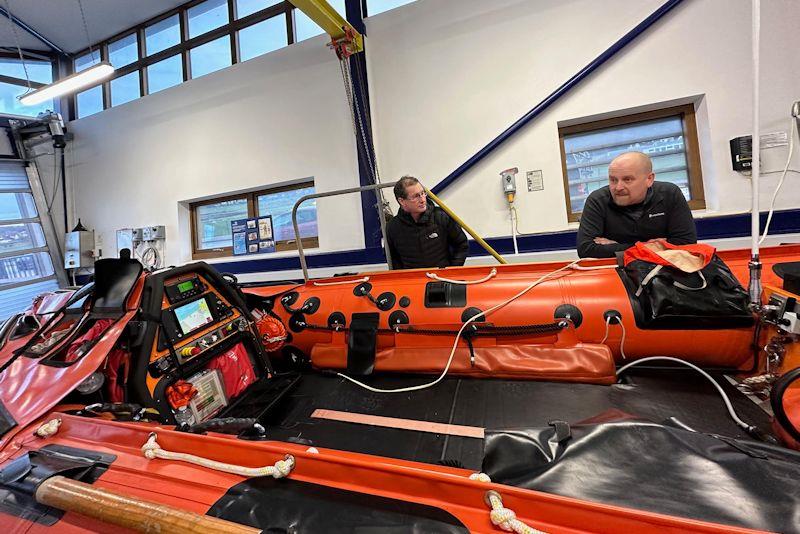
top-left (128, 263), bottom-right (297, 429)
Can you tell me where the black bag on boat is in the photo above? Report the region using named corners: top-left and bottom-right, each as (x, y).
top-left (620, 254), bottom-right (753, 329)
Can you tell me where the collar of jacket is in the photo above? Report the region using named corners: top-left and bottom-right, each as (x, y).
top-left (396, 204), bottom-right (434, 225)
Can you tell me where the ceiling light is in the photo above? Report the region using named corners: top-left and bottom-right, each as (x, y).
top-left (19, 61), bottom-right (114, 106)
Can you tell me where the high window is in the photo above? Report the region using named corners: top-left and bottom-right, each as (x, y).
top-left (559, 104), bottom-right (705, 222)
top-left (190, 181), bottom-right (318, 259)
top-left (0, 56), bottom-right (55, 117)
top-left (72, 0), bottom-right (354, 119)
top-left (0, 161), bottom-right (59, 321)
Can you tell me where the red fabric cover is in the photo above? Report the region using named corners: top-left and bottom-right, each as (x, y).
top-left (65, 319), bottom-right (115, 363)
top-left (207, 342), bottom-right (256, 399)
top-left (310, 343), bottom-right (617, 384)
top-left (104, 348), bottom-right (129, 403)
top-left (623, 240), bottom-right (716, 269)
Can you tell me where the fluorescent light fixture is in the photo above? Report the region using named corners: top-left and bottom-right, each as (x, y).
top-left (19, 61), bottom-right (115, 106)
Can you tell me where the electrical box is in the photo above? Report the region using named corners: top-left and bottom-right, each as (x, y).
top-left (730, 136), bottom-right (752, 171)
top-left (132, 228), bottom-right (144, 242)
top-left (64, 230), bottom-right (94, 269)
top-left (141, 225), bottom-right (166, 241)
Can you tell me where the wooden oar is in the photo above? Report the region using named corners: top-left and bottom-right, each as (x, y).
top-left (36, 475), bottom-right (261, 534)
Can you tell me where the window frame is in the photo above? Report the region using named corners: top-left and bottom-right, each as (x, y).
top-left (71, 0), bottom-right (301, 118)
top-left (558, 103), bottom-right (705, 223)
top-left (189, 181), bottom-right (319, 260)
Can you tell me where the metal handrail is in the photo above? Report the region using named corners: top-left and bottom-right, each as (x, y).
top-left (292, 183), bottom-right (396, 281)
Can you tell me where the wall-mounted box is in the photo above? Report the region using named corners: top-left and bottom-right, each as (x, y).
top-left (64, 230), bottom-right (95, 269)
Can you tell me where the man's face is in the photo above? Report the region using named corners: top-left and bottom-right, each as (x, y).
top-left (399, 182), bottom-right (427, 216)
top-left (607, 155), bottom-right (655, 206)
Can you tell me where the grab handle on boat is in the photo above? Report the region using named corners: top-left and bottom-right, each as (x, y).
top-left (426, 268), bottom-right (497, 285)
top-left (35, 475), bottom-right (261, 534)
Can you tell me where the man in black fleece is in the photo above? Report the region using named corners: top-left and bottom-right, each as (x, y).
top-left (386, 176), bottom-right (469, 269)
top-left (576, 152), bottom-right (697, 258)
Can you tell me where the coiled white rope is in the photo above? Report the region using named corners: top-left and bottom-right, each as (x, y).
top-left (469, 474), bottom-right (548, 533)
top-left (141, 433), bottom-right (294, 478)
top-left (313, 276), bottom-right (369, 286)
top-left (426, 268), bottom-right (497, 285)
top-left (337, 260), bottom-right (581, 393)
top-left (35, 418), bottom-right (61, 438)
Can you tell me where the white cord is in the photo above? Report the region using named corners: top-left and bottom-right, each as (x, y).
top-left (599, 315), bottom-right (626, 359)
top-left (142, 433), bottom-right (295, 478)
top-left (426, 268), bottom-right (497, 285)
top-left (337, 260), bottom-right (581, 393)
top-left (510, 205), bottom-right (519, 255)
top-left (313, 276), bottom-right (369, 286)
top-left (759, 115), bottom-right (797, 245)
top-left (568, 263), bottom-right (617, 271)
top-left (616, 356), bottom-right (753, 432)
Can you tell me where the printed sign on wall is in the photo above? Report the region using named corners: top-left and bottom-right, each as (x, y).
top-left (231, 216), bottom-right (275, 256)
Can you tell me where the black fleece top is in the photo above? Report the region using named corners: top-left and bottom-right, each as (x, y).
top-left (576, 181), bottom-right (697, 258)
top-left (386, 204), bottom-right (469, 269)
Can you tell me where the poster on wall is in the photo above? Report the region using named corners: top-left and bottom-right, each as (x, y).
top-left (231, 216), bottom-right (275, 256)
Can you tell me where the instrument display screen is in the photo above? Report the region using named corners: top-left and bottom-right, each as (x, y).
top-left (177, 280), bottom-right (194, 293)
top-left (174, 298), bottom-right (214, 335)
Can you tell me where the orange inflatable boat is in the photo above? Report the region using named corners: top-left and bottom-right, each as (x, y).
top-left (1, 244), bottom-right (799, 533)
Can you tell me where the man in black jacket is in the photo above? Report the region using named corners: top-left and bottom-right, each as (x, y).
top-left (386, 176), bottom-right (469, 269)
top-left (576, 152), bottom-right (697, 258)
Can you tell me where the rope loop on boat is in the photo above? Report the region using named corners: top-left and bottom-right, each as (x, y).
top-left (35, 418), bottom-right (61, 438)
top-left (141, 433), bottom-right (295, 478)
top-left (485, 490), bottom-right (548, 534)
top-left (426, 268), bottom-right (497, 285)
top-left (313, 276), bottom-right (369, 286)
top-left (469, 472), bottom-right (492, 482)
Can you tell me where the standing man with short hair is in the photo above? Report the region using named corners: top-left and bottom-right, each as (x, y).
top-left (576, 151), bottom-right (697, 258)
top-left (386, 176), bottom-right (469, 269)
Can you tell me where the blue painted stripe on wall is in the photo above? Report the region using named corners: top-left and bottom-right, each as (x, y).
top-left (219, 208), bottom-right (800, 275)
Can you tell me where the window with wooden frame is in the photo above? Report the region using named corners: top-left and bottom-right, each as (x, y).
top-left (190, 181), bottom-right (318, 259)
top-left (559, 103), bottom-right (705, 223)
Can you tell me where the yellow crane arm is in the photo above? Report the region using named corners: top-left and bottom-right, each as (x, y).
top-left (289, 0), bottom-right (364, 56)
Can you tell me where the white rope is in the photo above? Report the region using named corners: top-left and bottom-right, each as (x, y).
top-left (568, 263), bottom-right (617, 271)
top-left (337, 260), bottom-right (581, 393)
top-left (617, 357), bottom-right (754, 432)
top-left (313, 276), bottom-right (369, 286)
top-left (485, 491), bottom-right (548, 534)
top-left (426, 268), bottom-right (497, 285)
top-left (759, 115), bottom-right (797, 245)
top-left (599, 316), bottom-right (626, 359)
top-left (141, 433), bottom-right (294, 478)
top-left (35, 418), bottom-right (61, 438)
top-left (469, 472), bottom-right (492, 482)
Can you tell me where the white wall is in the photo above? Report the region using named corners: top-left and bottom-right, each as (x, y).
top-left (64, 0), bottom-right (800, 274)
top-left (66, 34), bottom-right (364, 267)
top-left (368, 0), bottom-right (800, 237)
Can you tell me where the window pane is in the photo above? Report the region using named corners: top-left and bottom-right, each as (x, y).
top-left (257, 185), bottom-right (317, 241)
top-left (237, 0), bottom-right (281, 18)
top-left (0, 222), bottom-right (45, 254)
top-left (0, 58), bottom-right (52, 84)
top-left (75, 51), bottom-right (101, 72)
top-left (0, 192), bottom-right (37, 221)
top-left (0, 82), bottom-right (53, 117)
top-left (366, 0), bottom-right (415, 16)
top-left (239, 16), bottom-right (287, 61)
top-left (195, 198), bottom-right (248, 250)
top-left (0, 277), bottom-right (59, 322)
top-left (190, 36), bottom-right (231, 78)
top-left (0, 251), bottom-right (54, 287)
top-left (110, 71), bottom-right (140, 107)
top-left (188, 0), bottom-right (230, 39)
top-left (294, 0), bottom-right (345, 41)
top-left (0, 163), bottom-right (29, 191)
top-left (562, 116), bottom-right (690, 214)
top-left (146, 15), bottom-right (181, 55)
top-left (77, 85), bottom-right (103, 118)
top-left (108, 33), bottom-right (138, 68)
top-left (147, 55), bottom-right (183, 94)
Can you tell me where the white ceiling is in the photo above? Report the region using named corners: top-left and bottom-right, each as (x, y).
top-left (0, 0), bottom-right (188, 55)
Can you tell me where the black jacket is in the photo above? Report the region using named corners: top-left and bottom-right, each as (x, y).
top-left (576, 181), bottom-right (697, 258)
top-left (386, 205), bottom-right (469, 269)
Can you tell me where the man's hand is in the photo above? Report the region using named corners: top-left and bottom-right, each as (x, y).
top-left (593, 237), bottom-right (618, 245)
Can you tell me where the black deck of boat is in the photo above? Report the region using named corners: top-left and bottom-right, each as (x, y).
top-left (265, 369), bottom-right (772, 470)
